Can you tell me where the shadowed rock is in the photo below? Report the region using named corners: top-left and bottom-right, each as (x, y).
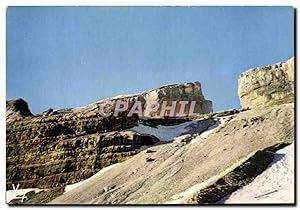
top-left (6, 98), bottom-right (33, 122)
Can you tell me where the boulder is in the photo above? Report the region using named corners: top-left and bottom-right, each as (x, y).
top-left (6, 98), bottom-right (33, 122)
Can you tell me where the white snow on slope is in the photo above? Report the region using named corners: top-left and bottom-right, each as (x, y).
top-left (6, 188), bottom-right (44, 203)
top-left (190, 116), bottom-right (231, 144)
top-left (64, 163), bottom-right (119, 193)
top-left (129, 121), bottom-right (199, 142)
top-left (220, 142), bottom-right (294, 204)
top-left (130, 116), bottom-right (232, 143)
top-left (190, 124), bottom-right (218, 144)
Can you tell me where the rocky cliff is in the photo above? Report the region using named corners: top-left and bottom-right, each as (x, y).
top-left (7, 57), bottom-right (295, 204)
top-left (94, 81), bottom-right (212, 118)
top-left (48, 57), bottom-right (294, 205)
top-left (238, 57), bottom-right (294, 109)
top-left (6, 82), bottom-right (212, 190)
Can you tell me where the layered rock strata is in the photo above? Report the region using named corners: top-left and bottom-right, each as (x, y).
top-left (6, 82), bottom-right (212, 189)
top-left (238, 57), bottom-right (294, 109)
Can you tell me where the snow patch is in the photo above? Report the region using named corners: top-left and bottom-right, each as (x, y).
top-left (190, 124), bottom-right (218, 144)
top-left (190, 116), bottom-right (231, 144)
top-left (219, 142), bottom-right (294, 204)
top-left (6, 188), bottom-right (44, 203)
top-left (129, 121), bottom-right (198, 142)
top-left (64, 163), bottom-right (119, 193)
top-left (130, 116), bottom-right (231, 143)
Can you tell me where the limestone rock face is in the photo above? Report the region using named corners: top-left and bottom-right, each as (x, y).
top-left (6, 98), bottom-right (33, 122)
top-left (142, 81), bottom-right (213, 116)
top-left (6, 81), bottom-right (211, 189)
top-left (95, 81), bottom-right (212, 118)
top-left (6, 105), bottom-right (158, 189)
top-left (238, 57), bottom-right (294, 109)
top-left (7, 128), bottom-right (159, 189)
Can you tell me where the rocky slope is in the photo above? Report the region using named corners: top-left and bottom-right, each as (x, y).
top-left (7, 58), bottom-right (294, 204)
top-left (50, 103), bottom-right (294, 204)
top-left (50, 57), bottom-right (294, 205)
top-left (238, 57), bottom-right (294, 109)
top-left (6, 82), bottom-right (212, 190)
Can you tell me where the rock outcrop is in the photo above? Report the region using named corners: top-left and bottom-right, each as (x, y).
top-left (7, 126), bottom-right (159, 189)
top-left (95, 81), bottom-right (212, 118)
top-left (6, 82), bottom-right (212, 190)
top-left (6, 98), bottom-right (33, 123)
top-left (238, 57), bottom-right (294, 109)
top-left (51, 103), bottom-right (294, 204)
top-left (142, 81), bottom-right (212, 116)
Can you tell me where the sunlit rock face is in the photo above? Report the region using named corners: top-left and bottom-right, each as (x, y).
top-left (6, 81), bottom-right (212, 189)
top-left (96, 81), bottom-right (213, 118)
top-left (142, 82), bottom-right (213, 117)
top-left (238, 57), bottom-right (294, 109)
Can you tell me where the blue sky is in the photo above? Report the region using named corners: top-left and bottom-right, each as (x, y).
top-left (7, 7), bottom-right (294, 114)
